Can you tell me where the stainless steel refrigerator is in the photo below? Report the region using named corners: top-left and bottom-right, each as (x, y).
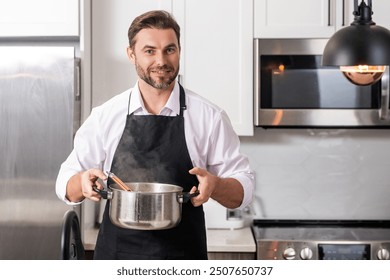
top-left (0, 46), bottom-right (82, 259)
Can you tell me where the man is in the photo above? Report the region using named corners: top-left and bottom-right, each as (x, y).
top-left (56, 10), bottom-right (254, 260)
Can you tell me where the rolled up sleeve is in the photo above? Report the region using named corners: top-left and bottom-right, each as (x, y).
top-left (207, 110), bottom-right (255, 210)
top-left (55, 107), bottom-right (106, 205)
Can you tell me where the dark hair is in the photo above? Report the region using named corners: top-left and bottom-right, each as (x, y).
top-left (128, 10), bottom-right (181, 50)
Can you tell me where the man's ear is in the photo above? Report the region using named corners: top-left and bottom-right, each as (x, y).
top-left (127, 47), bottom-right (135, 64)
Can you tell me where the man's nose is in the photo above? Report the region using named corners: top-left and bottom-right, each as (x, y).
top-left (155, 51), bottom-right (167, 65)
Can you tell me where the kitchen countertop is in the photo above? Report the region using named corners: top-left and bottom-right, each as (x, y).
top-left (84, 226), bottom-right (256, 253)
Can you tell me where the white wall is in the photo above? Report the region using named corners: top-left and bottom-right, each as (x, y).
top-left (240, 128), bottom-right (390, 220)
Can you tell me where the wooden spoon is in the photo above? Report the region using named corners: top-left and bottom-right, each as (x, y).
top-left (106, 171), bottom-right (132, 191)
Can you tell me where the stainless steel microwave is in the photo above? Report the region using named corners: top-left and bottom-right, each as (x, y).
top-left (254, 38), bottom-right (390, 128)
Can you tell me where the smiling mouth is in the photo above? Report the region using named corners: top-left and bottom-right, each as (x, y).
top-left (150, 65), bottom-right (173, 75)
top-left (152, 70), bottom-right (171, 75)
top-left (151, 68), bottom-right (172, 74)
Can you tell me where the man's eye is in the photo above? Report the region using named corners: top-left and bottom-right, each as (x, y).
top-left (166, 48), bottom-right (176, 54)
top-left (145, 49), bottom-right (154, 54)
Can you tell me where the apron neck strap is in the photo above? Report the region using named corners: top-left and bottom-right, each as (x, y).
top-left (127, 90), bottom-right (132, 115)
top-left (179, 83), bottom-right (187, 116)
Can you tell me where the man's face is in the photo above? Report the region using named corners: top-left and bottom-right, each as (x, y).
top-left (127, 28), bottom-right (180, 90)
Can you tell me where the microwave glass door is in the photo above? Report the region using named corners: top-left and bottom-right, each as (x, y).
top-left (260, 55), bottom-right (381, 109)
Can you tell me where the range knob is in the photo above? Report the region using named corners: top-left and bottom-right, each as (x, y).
top-left (377, 248), bottom-right (390, 260)
top-left (300, 247), bottom-right (313, 260)
top-left (283, 247), bottom-right (296, 260)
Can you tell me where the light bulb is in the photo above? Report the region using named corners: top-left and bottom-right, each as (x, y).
top-left (340, 65), bottom-right (386, 86)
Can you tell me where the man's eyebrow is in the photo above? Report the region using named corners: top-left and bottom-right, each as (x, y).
top-left (141, 43), bottom-right (178, 50)
top-left (141, 45), bottom-right (157, 50)
top-left (165, 43), bottom-right (178, 49)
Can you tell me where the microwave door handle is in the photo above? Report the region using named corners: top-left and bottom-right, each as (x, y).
top-left (379, 67), bottom-right (390, 120)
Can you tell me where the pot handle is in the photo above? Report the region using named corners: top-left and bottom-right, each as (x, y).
top-left (92, 185), bottom-right (111, 200)
top-left (181, 189), bottom-right (200, 203)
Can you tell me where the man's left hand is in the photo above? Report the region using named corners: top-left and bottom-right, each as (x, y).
top-left (188, 167), bottom-right (220, 207)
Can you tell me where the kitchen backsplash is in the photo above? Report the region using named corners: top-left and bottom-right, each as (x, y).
top-left (239, 128), bottom-right (390, 220)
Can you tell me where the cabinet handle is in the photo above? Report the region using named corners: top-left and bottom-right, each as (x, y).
top-left (328, 0), bottom-right (343, 27)
top-left (73, 58), bottom-right (81, 138)
top-left (75, 58), bottom-right (81, 101)
top-left (342, 0), bottom-right (346, 26)
top-left (331, 0), bottom-right (347, 27)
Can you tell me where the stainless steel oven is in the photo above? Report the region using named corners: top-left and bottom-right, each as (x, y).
top-left (252, 220), bottom-right (390, 260)
top-left (254, 38), bottom-right (390, 128)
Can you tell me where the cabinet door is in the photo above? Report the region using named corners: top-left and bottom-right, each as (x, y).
top-left (0, 0), bottom-right (79, 37)
top-left (208, 252), bottom-right (255, 260)
top-left (371, 0), bottom-right (390, 28)
top-left (173, 0), bottom-right (254, 136)
top-left (91, 0), bottom-right (172, 107)
top-left (254, 0), bottom-right (340, 38)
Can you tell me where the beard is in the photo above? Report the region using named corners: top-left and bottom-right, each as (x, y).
top-left (135, 61), bottom-right (179, 90)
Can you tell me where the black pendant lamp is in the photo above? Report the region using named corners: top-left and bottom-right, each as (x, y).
top-left (322, 0), bottom-right (390, 86)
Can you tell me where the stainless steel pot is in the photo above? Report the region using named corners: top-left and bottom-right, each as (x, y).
top-left (93, 182), bottom-right (198, 230)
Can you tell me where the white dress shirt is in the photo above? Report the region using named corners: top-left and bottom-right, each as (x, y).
top-left (56, 81), bottom-right (254, 209)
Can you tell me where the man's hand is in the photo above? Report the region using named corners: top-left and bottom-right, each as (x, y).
top-left (80, 168), bottom-right (108, 202)
top-left (66, 168), bottom-right (107, 202)
top-left (188, 167), bottom-right (220, 207)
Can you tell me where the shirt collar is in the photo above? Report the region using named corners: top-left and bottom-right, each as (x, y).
top-left (129, 80), bottom-right (181, 116)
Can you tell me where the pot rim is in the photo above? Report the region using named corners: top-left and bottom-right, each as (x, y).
top-left (109, 182), bottom-right (184, 193)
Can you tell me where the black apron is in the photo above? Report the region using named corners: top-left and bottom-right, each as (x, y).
top-left (94, 85), bottom-right (207, 260)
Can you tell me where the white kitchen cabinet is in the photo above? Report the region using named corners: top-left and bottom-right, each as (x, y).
top-left (206, 227), bottom-right (256, 259)
top-left (254, 0), bottom-right (390, 38)
top-left (0, 0), bottom-right (79, 37)
top-left (208, 252), bottom-right (255, 260)
top-left (91, 0), bottom-right (172, 107)
top-left (254, 0), bottom-right (343, 38)
top-left (172, 0), bottom-right (254, 136)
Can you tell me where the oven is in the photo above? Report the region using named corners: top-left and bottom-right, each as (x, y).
top-left (254, 38), bottom-right (390, 128)
top-left (252, 220), bottom-right (390, 260)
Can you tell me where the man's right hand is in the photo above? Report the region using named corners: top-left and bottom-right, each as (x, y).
top-left (81, 169), bottom-right (108, 201)
top-left (66, 169), bottom-right (107, 202)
